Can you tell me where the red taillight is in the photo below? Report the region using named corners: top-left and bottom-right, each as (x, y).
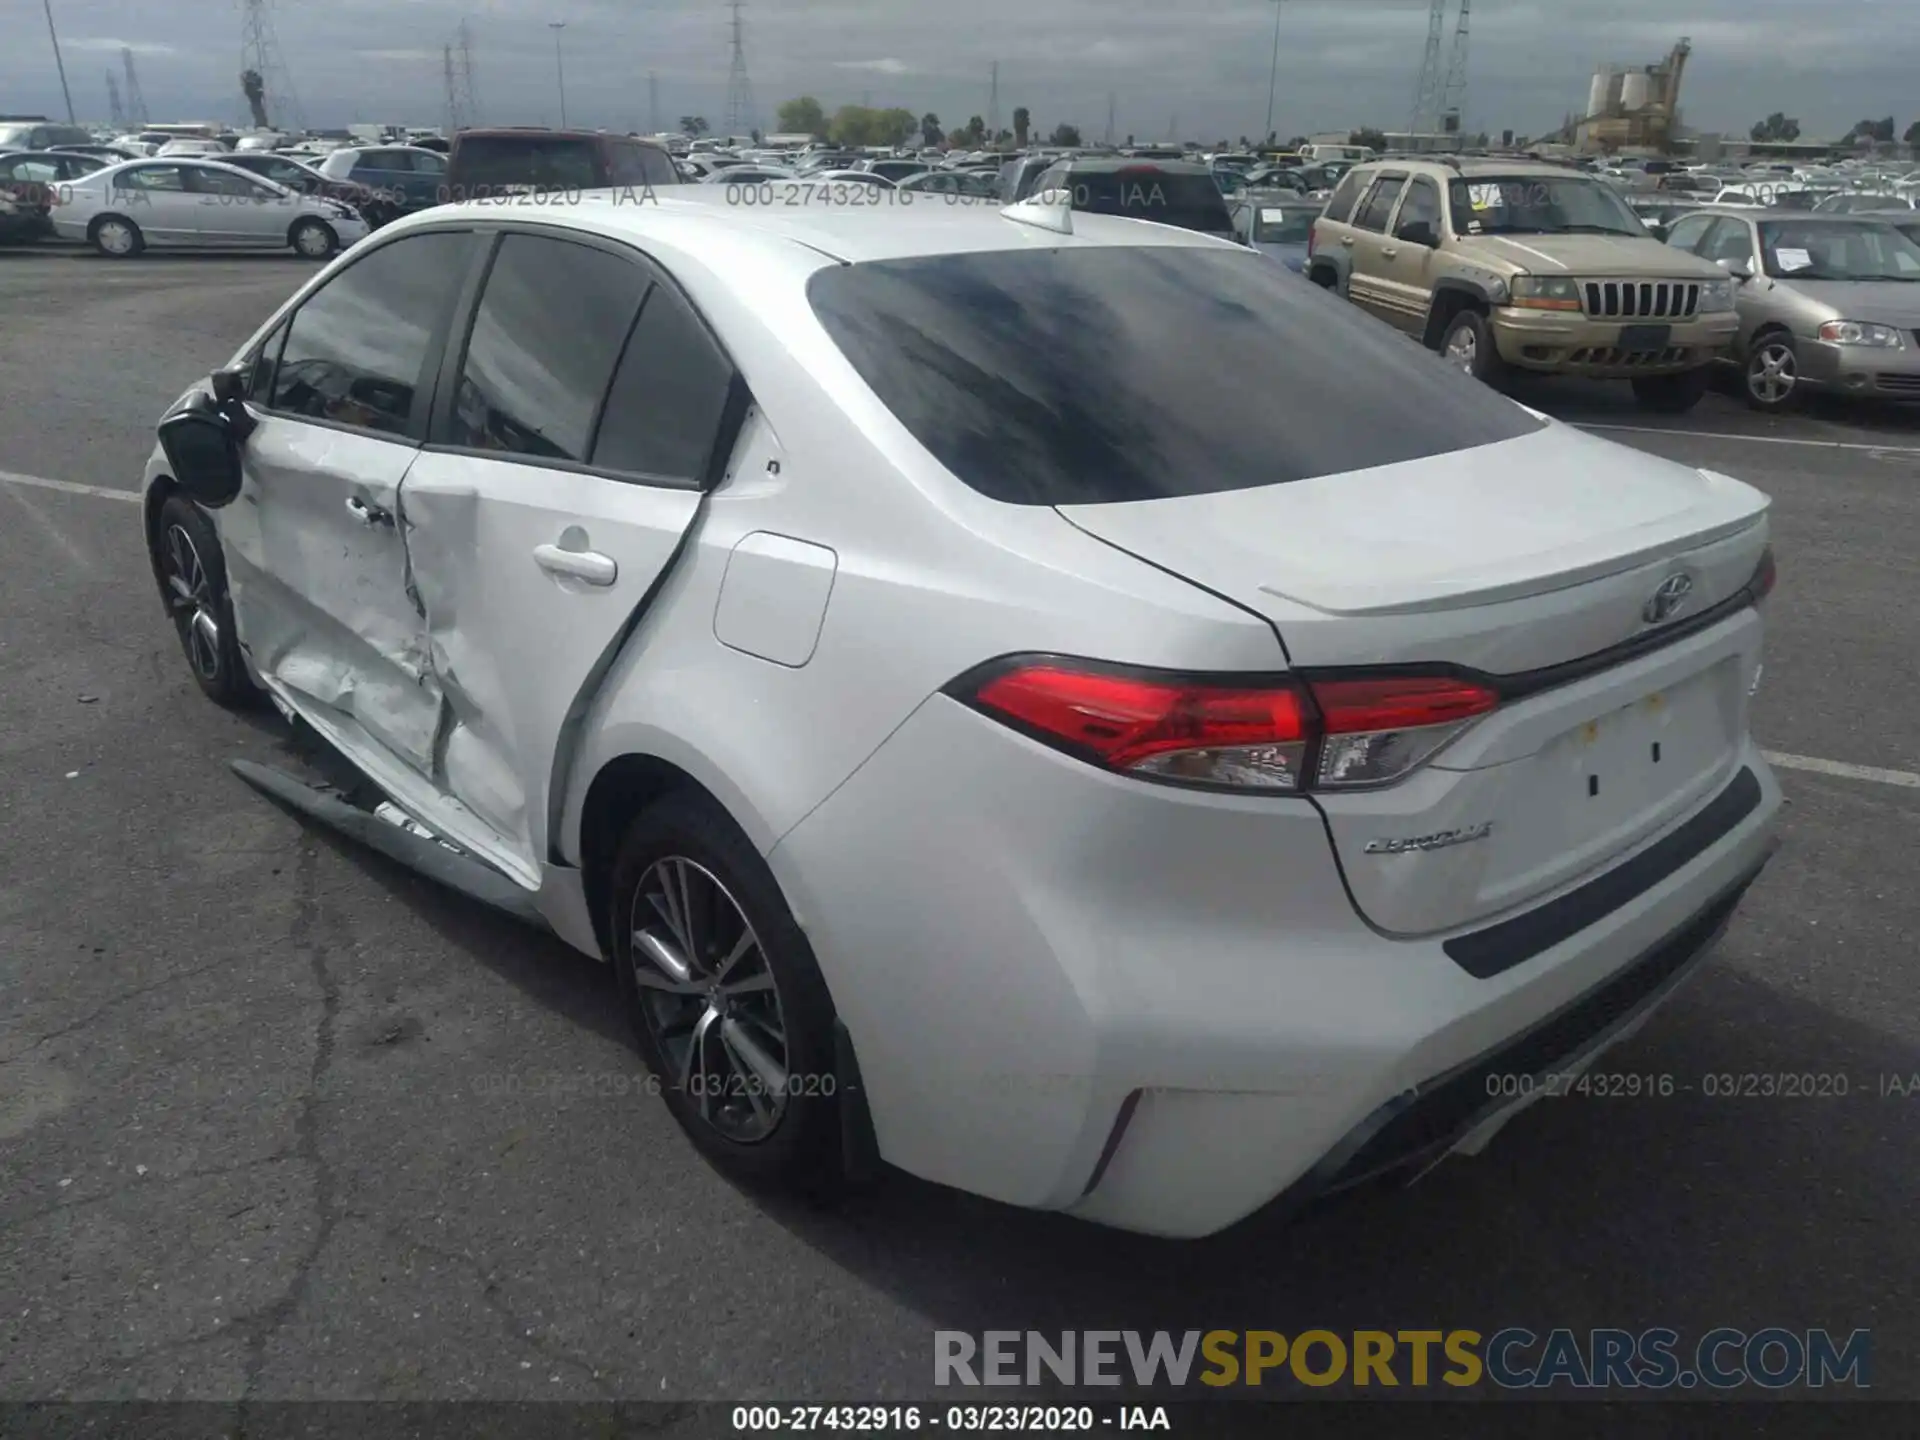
top-left (1748, 545), bottom-right (1776, 602)
top-left (960, 659), bottom-right (1499, 793)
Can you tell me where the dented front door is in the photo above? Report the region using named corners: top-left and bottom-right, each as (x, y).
top-left (223, 416), bottom-right (444, 774)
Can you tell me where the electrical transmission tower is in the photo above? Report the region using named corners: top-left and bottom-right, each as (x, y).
top-left (240, 0), bottom-right (306, 132)
top-left (988, 62), bottom-right (1000, 138)
top-left (106, 71), bottom-right (127, 130)
top-left (442, 20), bottom-right (479, 133)
top-left (1408, 0), bottom-right (1447, 134)
top-left (723, 0), bottom-right (755, 138)
top-left (121, 47), bottom-right (149, 127)
top-left (1440, 0), bottom-right (1471, 132)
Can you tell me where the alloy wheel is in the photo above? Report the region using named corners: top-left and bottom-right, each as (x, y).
top-left (1748, 342), bottom-right (1797, 405)
top-left (163, 523), bottom-right (222, 682)
top-left (1445, 327), bottom-right (1478, 372)
top-left (628, 855), bottom-right (790, 1144)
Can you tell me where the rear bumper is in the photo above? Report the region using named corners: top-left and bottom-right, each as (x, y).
top-left (1491, 307), bottom-right (1737, 376)
top-left (770, 692), bottom-right (1782, 1239)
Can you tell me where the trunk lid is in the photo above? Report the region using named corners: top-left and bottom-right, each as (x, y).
top-left (1058, 422), bottom-right (1772, 936)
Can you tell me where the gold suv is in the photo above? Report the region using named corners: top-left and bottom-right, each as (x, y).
top-left (1307, 158), bottom-right (1739, 411)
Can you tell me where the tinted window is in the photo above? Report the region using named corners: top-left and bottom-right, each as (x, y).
top-left (807, 248), bottom-right (1544, 507)
top-left (1062, 168), bottom-right (1232, 234)
top-left (448, 235), bottom-right (648, 461)
top-left (1395, 177), bottom-right (1441, 235)
top-left (608, 141), bottom-right (678, 186)
top-left (453, 136), bottom-right (600, 192)
top-left (269, 231), bottom-right (471, 437)
top-left (591, 281), bottom-right (735, 481)
top-left (1352, 176), bottom-right (1405, 231)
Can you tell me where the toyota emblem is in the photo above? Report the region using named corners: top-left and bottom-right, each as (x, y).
top-left (1643, 573), bottom-right (1694, 625)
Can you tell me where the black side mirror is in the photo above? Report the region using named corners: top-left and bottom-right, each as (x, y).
top-left (1397, 219), bottom-right (1439, 247)
top-left (157, 391), bottom-right (245, 509)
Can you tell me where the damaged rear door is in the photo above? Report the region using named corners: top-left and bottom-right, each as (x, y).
top-left (221, 228), bottom-right (478, 776)
top-left (399, 228), bottom-right (742, 874)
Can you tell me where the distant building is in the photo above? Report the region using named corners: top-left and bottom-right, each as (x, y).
top-left (1577, 39), bottom-right (1690, 152)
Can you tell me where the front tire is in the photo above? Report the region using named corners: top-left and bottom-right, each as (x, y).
top-left (153, 493), bottom-right (256, 708)
top-left (290, 218), bottom-right (338, 259)
top-left (610, 791), bottom-right (847, 1197)
top-left (90, 215), bottom-right (144, 258)
top-left (1744, 331), bottom-right (1803, 412)
top-left (1631, 368), bottom-right (1710, 414)
top-left (1441, 309), bottom-right (1507, 389)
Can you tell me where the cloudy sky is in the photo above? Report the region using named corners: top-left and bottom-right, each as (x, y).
top-left (10, 0), bottom-right (1914, 143)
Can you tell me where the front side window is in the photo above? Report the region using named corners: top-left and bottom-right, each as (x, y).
top-left (807, 247), bottom-right (1544, 507)
top-left (1699, 219), bottom-right (1757, 267)
top-left (188, 167), bottom-right (273, 198)
top-left (1395, 177), bottom-right (1442, 236)
top-left (268, 231), bottom-right (472, 437)
top-left (1663, 213), bottom-right (1716, 252)
top-left (447, 235), bottom-right (649, 462)
top-left (1352, 176), bottom-right (1406, 232)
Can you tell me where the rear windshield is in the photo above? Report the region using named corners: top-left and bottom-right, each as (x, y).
top-left (1060, 169), bottom-right (1232, 233)
top-left (807, 248), bottom-right (1545, 506)
top-left (452, 136), bottom-right (601, 192)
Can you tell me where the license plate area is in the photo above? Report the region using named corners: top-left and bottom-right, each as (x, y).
top-left (1475, 661), bottom-right (1739, 907)
top-left (1619, 323), bottom-right (1672, 351)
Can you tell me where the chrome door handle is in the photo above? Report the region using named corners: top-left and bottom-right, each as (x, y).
top-left (345, 496), bottom-right (392, 527)
top-left (534, 544), bottom-right (617, 586)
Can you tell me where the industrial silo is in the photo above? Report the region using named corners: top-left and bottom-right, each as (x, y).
top-left (1619, 71), bottom-right (1653, 112)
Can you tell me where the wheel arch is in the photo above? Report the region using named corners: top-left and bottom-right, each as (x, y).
top-left (1422, 279), bottom-right (1493, 349)
top-left (576, 751), bottom-right (766, 964)
top-left (143, 473), bottom-right (181, 604)
top-left (87, 210), bottom-right (142, 242)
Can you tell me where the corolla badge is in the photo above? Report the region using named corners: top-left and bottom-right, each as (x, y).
top-left (1643, 572), bottom-right (1694, 625)
top-left (1364, 822), bottom-right (1493, 855)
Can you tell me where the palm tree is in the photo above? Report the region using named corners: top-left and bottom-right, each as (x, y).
top-left (679, 115), bottom-right (710, 138)
top-left (241, 69), bottom-right (270, 130)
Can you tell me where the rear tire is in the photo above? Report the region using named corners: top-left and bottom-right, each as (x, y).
top-left (90, 215), bottom-right (143, 258)
top-left (1631, 368), bottom-right (1710, 414)
top-left (1441, 309), bottom-right (1507, 389)
top-left (610, 791), bottom-right (847, 1198)
top-left (153, 493), bottom-right (257, 709)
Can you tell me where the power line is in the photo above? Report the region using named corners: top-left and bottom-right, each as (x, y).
top-left (40, 0), bottom-right (75, 125)
top-left (106, 70), bottom-right (126, 130)
top-left (1440, 0), bottom-right (1471, 133)
top-left (452, 19), bottom-right (480, 129)
top-left (987, 61), bottom-right (1000, 137)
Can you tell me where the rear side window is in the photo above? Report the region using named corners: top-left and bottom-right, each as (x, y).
top-left (448, 235), bottom-right (649, 461)
top-left (807, 248), bottom-right (1543, 506)
top-left (452, 136), bottom-right (600, 194)
top-left (591, 282), bottom-right (736, 481)
top-left (1064, 168), bottom-right (1232, 234)
top-left (1352, 176), bottom-right (1406, 232)
top-left (268, 231), bottom-right (471, 438)
top-left (608, 141), bottom-right (678, 186)
top-left (1320, 169), bottom-right (1368, 224)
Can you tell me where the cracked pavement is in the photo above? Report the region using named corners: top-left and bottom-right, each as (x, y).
top-left (1, 248), bottom-right (1917, 1405)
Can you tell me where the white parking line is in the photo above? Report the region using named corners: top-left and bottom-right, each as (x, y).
top-left (1579, 423), bottom-right (1920, 455)
top-left (1762, 751), bottom-right (1920, 789)
top-left (4, 466), bottom-right (1918, 792)
top-left (0, 468), bottom-right (142, 504)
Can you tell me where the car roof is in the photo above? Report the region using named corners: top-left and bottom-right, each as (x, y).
top-left (1686, 207), bottom-right (1902, 224)
top-left (389, 186), bottom-right (1236, 265)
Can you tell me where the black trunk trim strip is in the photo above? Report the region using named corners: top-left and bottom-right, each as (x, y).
top-left (1443, 765), bottom-right (1762, 978)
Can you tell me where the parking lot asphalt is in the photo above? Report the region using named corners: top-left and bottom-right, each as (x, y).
top-left (2, 249), bottom-right (1918, 1405)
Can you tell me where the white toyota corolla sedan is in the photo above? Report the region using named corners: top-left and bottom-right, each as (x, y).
top-left (51, 156), bottom-right (368, 258)
top-left (141, 187), bottom-right (1781, 1238)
